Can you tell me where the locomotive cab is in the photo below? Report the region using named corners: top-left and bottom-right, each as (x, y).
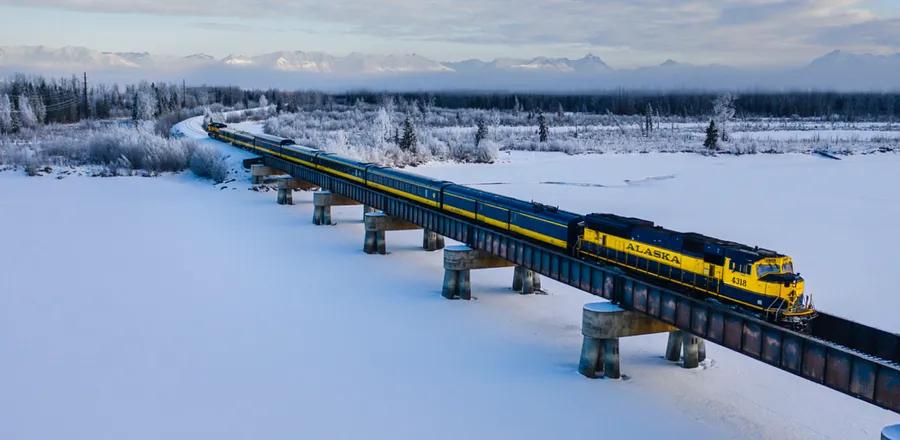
top-left (205, 122), bottom-right (227, 133)
top-left (728, 255), bottom-right (814, 322)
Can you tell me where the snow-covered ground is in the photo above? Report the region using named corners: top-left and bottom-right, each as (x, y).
top-left (0, 117), bottom-right (896, 439)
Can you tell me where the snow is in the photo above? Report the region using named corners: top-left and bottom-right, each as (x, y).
top-left (0, 120), bottom-right (896, 439)
top-left (584, 302), bottom-right (623, 313)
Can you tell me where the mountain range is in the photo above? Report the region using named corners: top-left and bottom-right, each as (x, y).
top-left (1, 45), bottom-right (898, 91)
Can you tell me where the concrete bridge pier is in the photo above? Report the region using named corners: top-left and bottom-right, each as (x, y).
top-left (312, 191), bottom-right (360, 225)
top-left (579, 302), bottom-right (677, 379)
top-left (363, 212), bottom-right (422, 254)
top-left (250, 164), bottom-right (285, 184)
top-left (441, 245), bottom-right (515, 300)
top-left (422, 229), bottom-right (445, 251)
top-left (665, 330), bottom-right (707, 368)
top-left (363, 205), bottom-right (377, 221)
top-left (512, 266), bottom-right (542, 294)
top-left (275, 178), bottom-right (318, 205)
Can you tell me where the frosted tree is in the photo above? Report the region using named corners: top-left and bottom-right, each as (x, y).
top-left (0, 94), bottom-right (12, 133)
top-left (259, 94), bottom-right (269, 109)
top-left (537, 110), bottom-right (549, 142)
top-left (382, 95), bottom-right (395, 114)
top-left (17, 95), bottom-right (37, 129)
top-left (703, 120), bottom-right (719, 151)
top-left (32, 95), bottom-right (47, 124)
top-left (644, 103), bottom-right (654, 135)
top-left (134, 89), bottom-right (158, 121)
top-left (474, 117), bottom-right (488, 146)
top-left (713, 93), bottom-right (736, 142)
top-left (399, 116), bottom-right (417, 152)
top-left (371, 106), bottom-right (393, 147)
top-left (513, 96), bottom-right (522, 115)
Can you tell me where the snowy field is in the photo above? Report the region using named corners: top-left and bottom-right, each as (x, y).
top-left (0, 118), bottom-right (896, 439)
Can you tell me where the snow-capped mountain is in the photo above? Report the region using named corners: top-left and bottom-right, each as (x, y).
top-left (446, 54), bottom-right (610, 74)
top-left (0, 46), bottom-right (142, 69)
top-left (798, 50), bottom-right (900, 90)
top-left (807, 49), bottom-right (900, 69)
top-left (1, 45), bottom-right (898, 91)
top-left (220, 51), bottom-right (451, 74)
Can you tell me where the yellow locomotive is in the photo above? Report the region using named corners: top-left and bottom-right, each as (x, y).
top-left (577, 213), bottom-right (814, 326)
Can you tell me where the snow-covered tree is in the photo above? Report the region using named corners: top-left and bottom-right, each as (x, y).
top-left (17, 95), bottom-right (37, 129)
top-left (537, 110), bottom-right (549, 142)
top-left (0, 94), bottom-right (12, 133)
top-left (703, 120), bottom-right (719, 151)
top-left (134, 89), bottom-right (158, 121)
top-left (644, 103), bottom-right (654, 135)
top-left (32, 95), bottom-right (46, 124)
top-left (371, 106), bottom-right (393, 147)
top-left (259, 94), bottom-right (269, 109)
top-left (399, 116), bottom-right (417, 152)
top-left (713, 93), bottom-right (736, 142)
top-left (475, 117), bottom-right (488, 146)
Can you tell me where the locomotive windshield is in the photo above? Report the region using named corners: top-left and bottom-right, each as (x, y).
top-left (757, 264), bottom-right (780, 277)
top-left (782, 262), bottom-right (794, 273)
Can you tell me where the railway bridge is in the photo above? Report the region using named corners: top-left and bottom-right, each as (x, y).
top-left (240, 146), bottom-right (898, 415)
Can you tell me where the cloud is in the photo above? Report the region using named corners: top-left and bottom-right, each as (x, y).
top-left (2, 0), bottom-right (897, 64)
top-left (718, 0), bottom-right (807, 25)
top-left (192, 22), bottom-right (258, 32)
top-left (813, 17), bottom-right (900, 47)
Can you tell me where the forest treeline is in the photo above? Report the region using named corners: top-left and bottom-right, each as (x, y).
top-left (340, 91), bottom-right (900, 120)
top-left (2, 73), bottom-right (899, 134)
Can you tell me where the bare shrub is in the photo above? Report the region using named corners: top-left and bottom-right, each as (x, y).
top-left (189, 143), bottom-right (229, 183)
top-left (0, 122), bottom-right (227, 182)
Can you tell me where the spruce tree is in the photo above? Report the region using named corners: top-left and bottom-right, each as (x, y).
top-left (537, 110), bottom-right (549, 142)
top-left (399, 116), bottom-right (417, 152)
top-left (703, 120), bottom-right (719, 151)
top-left (475, 117), bottom-right (488, 146)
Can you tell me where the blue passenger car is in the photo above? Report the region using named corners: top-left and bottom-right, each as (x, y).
top-left (254, 133), bottom-right (295, 155)
top-left (282, 144), bottom-right (323, 168)
top-left (367, 167), bottom-right (448, 208)
top-left (442, 184), bottom-right (581, 249)
top-left (317, 153), bottom-right (370, 184)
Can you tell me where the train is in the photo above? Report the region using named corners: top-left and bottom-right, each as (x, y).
top-left (206, 122), bottom-right (816, 327)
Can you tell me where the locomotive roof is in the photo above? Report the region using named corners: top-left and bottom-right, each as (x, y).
top-left (446, 185), bottom-right (581, 222)
top-left (283, 144), bottom-right (322, 155)
top-left (586, 213), bottom-right (785, 260)
top-left (369, 166), bottom-right (453, 188)
top-left (254, 133), bottom-right (295, 144)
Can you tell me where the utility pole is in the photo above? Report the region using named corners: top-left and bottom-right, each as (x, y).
top-left (82, 72), bottom-right (89, 119)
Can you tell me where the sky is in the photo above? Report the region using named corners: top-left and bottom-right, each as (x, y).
top-left (0, 0), bottom-right (898, 67)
